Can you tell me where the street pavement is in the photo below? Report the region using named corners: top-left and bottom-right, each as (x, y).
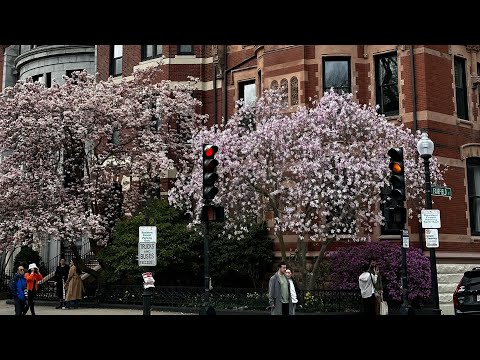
top-left (0, 299), bottom-right (195, 315)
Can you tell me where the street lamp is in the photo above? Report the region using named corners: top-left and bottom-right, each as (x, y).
top-left (417, 132), bottom-right (441, 315)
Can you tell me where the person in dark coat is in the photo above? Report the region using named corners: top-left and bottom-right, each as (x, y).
top-left (268, 262), bottom-right (292, 315)
top-left (54, 257), bottom-right (69, 309)
top-left (11, 265), bottom-right (28, 316)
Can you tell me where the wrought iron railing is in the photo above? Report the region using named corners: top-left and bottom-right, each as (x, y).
top-left (3, 280), bottom-right (362, 313)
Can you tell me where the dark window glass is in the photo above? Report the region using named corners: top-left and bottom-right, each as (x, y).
top-left (477, 63), bottom-right (480, 107)
top-left (323, 57), bottom-right (351, 94)
top-left (110, 45), bottom-right (123, 76)
top-left (45, 72), bottom-right (51, 88)
top-left (178, 45), bottom-right (193, 55)
top-left (455, 57), bottom-right (469, 120)
top-left (375, 52), bottom-right (399, 116)
top-left (32, 74), bottom-right (44, 84)
top-left (467, 157), bottom-right (480, 235)
top-left (142, 45), bottom-right (163, 61)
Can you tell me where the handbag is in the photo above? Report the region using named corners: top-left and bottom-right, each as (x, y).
top-left (380, 297), bottom-right (389, 315)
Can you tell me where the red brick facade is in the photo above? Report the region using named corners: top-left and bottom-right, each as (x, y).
top-left (2, 44), bottom-right (477, 263)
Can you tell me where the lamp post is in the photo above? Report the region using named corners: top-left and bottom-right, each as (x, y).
top-left (416, 132), bottom-right (441, 315)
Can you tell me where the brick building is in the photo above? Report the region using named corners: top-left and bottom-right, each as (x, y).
top-left (3, 44), bottom-right (480, 313)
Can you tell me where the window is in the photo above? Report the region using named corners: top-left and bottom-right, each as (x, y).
top-left (45, 72), bottom-right (51, 88)
top-left (110, 45), bottom-right (123, 77)
top-left (467, 158), bottom-right (480, 235)
top-left (323, 57), bottom-right (351, 94)
top-left (280, 78), bottom-right (288, 107)
top-left (178, 45), bottom-right (193, 55)
top-left (291, 77), bottom-right (299, 105)
top-left (455, 56), bottom-right (468, 120)
top-left (271, 80), bottom-right (278, 90)
top-left (477, 63), bottom-right (480, 107)
top-left (238, 80), bottom-right (256, 129)
top-left (32, 74), bottom-right (44, 84)
top-left (238, 80), bottom-right (256, 106)
top-left (142, 45), bottom-right (163, 61)
top-left (375, 52), bottom-right (399, 116)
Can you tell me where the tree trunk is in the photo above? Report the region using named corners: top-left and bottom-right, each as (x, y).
top-left (306, 237), bottom-right (333, 291)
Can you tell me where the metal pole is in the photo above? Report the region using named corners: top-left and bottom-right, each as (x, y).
top-left (423, 156), bottom-right (441, 315)
top-left (400, 245), bottom-right (410, 314)
top-left (142, 189), bottom-right (153, 316)
top-left (200, 217), bottom-right (215, 315)
top-left (204, 219), bottom-right (209, 307)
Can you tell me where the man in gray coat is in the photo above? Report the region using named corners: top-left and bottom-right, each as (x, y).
top-left (268, 262), bottom-right (292, 315)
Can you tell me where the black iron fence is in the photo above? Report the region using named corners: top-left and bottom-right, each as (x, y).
top-left (1, 275), bottom-right (362, 313)
top-left (1, 270), bottom-right (362, 313)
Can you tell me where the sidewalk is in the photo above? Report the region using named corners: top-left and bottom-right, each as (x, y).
top-left (0, 300), bottom-right (195, 315)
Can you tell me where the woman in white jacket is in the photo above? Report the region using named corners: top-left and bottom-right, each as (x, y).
top-left (358, 263), bottom-right (378, 315)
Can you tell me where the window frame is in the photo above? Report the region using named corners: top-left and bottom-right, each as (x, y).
top-left (177, 45), bottom-right (194, 55)
top-left (322, 56), bottom-right (351, 94)
top-left (454, 56), bottom-right (469, 120)
top-left (142, 45), bottom-right (163, 61)
top-left (375, 52), bottom-right (399, 117)
top-left (467, 157), bottom-right (480, 235)
top-left (110, 45), bottom-right (123, 77)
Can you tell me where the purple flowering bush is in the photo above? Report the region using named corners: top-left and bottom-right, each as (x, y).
top-left (327, 241), bottom-right (432, 306)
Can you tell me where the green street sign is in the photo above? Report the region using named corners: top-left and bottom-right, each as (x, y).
top-left (431, 186), bottom-right (452, 197)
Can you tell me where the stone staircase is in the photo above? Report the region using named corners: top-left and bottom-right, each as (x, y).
top-left (437, 263), bottom-right (480, 315)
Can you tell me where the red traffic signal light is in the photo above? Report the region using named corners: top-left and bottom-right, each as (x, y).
top-left (203, 144), bottom-right (219, 201)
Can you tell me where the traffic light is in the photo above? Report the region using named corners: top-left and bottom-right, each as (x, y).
top-left (388, 147), bottom-right (405, 202)
top-left (202, 144), bottom-right (219, 201)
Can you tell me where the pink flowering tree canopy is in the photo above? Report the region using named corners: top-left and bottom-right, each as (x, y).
top-left (169, 90), bottom-right (448, 290)
top-left (0, 63), bottom-right (205, 266)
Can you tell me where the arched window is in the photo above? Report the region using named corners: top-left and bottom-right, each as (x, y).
top-left (290, 77), bottom-right (299, 105)
top-left (280, 78), bottom-right (288, 107)
top-left (271, 80), bottom-right (278, 90)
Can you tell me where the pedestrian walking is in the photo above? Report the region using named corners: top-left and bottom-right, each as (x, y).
top-left (54, 257), bottom-right (69, 309)
top-left (24, 263), bottom-right (43, 315)
top-left (359, 263), bottom-right (378, 315)
top-left (64, 258), bottom-right (84, 309)
top-left (10, 265), bottom-right (28, 315)
top-left (368, 258), bottom-right (383, 315)
top-left (268, 262), bottom-right (292, 315)
top-left (285, 268), bottom-right (301, 315)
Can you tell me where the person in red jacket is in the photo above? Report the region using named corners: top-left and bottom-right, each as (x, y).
top-left (24, 263), bottom-right (43, 315)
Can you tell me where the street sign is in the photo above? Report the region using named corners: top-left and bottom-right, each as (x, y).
top-left (425, 228), bottom-right (439, 248)
top-left (138, 226), bottom-right (157, 266)
top-left (402, 229), bottom-right (409, 248)
top-left (421, 209), bottom-right (441, 229)
top-left (431, 186), bottom-right (452, 197)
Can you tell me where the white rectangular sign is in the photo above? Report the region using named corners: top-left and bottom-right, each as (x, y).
top-left (138, 242), bottom-right (157, 266)
top-left (402, 229), bottom-right (409, 248)
top-left (425, 228), bottom-right (439, 248)
top-left (138, 226), bottom-right (157, 266)
top-left (421, 209), bottom-right (441, 229)
top-left (139, 226), bottom-right (157, 243)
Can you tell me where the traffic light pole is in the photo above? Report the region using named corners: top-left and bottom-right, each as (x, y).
top-left (200, 214), bottom-right (215, 315)
top-left (400, 240), bottom-right (411, 315)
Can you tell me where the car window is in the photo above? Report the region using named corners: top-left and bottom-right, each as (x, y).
top-left (464, 271), bottom-right (480, 290)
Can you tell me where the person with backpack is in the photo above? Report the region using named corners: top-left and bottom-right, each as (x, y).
top-left (10, 265), bottom-right (28, 315)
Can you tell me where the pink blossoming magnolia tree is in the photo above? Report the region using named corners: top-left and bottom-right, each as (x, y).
top-left (169, 90), bottom-right (448, 290)
top-left (0, 63), bottom-right (205, 275)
